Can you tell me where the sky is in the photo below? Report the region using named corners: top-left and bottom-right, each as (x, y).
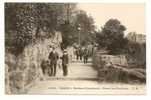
top-left (77, 3), bottom-right (145, 35)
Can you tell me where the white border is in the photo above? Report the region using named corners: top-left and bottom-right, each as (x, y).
top-left (0, 0), bottom-right (4, 97)
top-left (2, 0), bottom-right (147, 3)
top-left (146, 0), bottom-right (151, 97)
top-left (0, 0), bottom-right (151, 100)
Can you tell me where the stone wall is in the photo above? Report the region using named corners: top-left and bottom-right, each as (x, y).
top-left (92, 50), bottom-right (146, 83)
top-left (99, 55), bottom-right (128, 66)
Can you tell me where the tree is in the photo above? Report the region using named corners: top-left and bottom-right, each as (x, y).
top-left (59, 9), bottom-right (96, 49)
top-left (5, 3), bottom-right (77, 55)
top-left (5, 3), bottom-right (96, 53)
top-left (74, 10), bottom-right (96, 46)
top-left (97, 19), bottom-right (128, 54)
top-left (5, 3), bottom-right (37, 55)
top-left (35, 3), bottom-right (75, 38)
top-left (58, 4), bottom-right (77, 49)
top-left (60, 21), bottom-right (77, 49)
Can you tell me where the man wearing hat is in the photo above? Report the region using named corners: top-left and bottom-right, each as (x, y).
top-left (48, 47), bottom-right (59, 76)
top-left (61, 50), bottom-right (69, 76)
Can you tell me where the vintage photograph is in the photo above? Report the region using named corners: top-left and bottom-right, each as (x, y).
top-left (5, 3), bottom-right (146, 95)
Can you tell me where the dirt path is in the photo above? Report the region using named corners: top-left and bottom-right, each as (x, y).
top-left (27, 59), bottom-right (146, 95)
top-left (45, 59), bottom-right (97, 80)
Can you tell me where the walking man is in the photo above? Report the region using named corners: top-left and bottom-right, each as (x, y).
top-left (75, 48), bottom-right (79, 60)
top-left (61, 50), bottom-right (69, 76)
top-left (48, 47), bottom-right (59, 76)
top-left (79, 47), bottom-right (83, 61)
top-left (83, 48), bottom-right (89, 64)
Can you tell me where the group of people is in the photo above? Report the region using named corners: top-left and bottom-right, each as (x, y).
top-left (41, 47), bottom-right (69, 77)
top-left (41, 45), bottom-right (94, 77)
top-left (75, 47), bottom-right (90, 64)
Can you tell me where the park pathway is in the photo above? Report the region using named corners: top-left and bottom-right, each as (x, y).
top-left (46, 58), bottom-right (98, 80)
top-left (27, 58), bottom-right (145, 95)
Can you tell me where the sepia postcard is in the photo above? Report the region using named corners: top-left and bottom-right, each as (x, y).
top-left (5, 3), bottom-right (146, 95)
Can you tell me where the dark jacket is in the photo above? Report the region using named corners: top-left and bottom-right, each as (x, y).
top-left (48, 51), bottom-right (59, 64)
top-left (83, 49), bottom-right (89, 57)
top-left (62, 54), bottom-right (69, 65)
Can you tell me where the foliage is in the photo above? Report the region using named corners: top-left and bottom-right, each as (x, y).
top-left (127, 41), bottom-right (146, 66)
top-left (60, 22), bottom-right (77, 49)
top-left (97, 19), bottom-right (128, 54)
top-left (5, 3), bottom-right (97, 54)
top-left (5, 3), bottom-right (76, 55)
top-left (5, 4), bottom-right (37, 55)
top-left (60, 10), bottom-right (96, 48)
top-left (74, 10), bottom-right (96, 46)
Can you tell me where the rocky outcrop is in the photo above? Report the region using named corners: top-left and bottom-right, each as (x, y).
top-left (5, 32), bottom-right (62, 94)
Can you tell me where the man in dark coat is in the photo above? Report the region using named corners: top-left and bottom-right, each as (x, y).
top-left (48, 47), bottom-right (59, 76)
top-left (79, 47), bottom-right (83, 61)
top-left (75, 48), bottom-right (79, 60)
top-left (83, 48), bottom-right (89, 64)
top-left (61, 50), bottom-right (69, 76)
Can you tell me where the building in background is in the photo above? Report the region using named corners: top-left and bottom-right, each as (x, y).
top-left (126, 32), bottom-right (146, 43)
